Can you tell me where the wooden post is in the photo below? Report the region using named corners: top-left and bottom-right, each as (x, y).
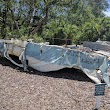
top-left (96, 96), bottom-right (101, 110)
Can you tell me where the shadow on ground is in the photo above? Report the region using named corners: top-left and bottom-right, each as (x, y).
top-left (0, 57), bottom-right (94, 83)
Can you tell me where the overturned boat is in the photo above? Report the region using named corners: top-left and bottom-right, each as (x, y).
top-left (0, 39), bottom-right (110, 86)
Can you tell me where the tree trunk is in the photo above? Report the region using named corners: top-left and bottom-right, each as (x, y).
top-left (2, 7), bottom-right (7, 38)
top-left (30, 0), bottom-right (49, 36)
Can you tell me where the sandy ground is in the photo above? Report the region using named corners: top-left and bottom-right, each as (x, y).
top-left (0, 57), bottom-right (110, 110)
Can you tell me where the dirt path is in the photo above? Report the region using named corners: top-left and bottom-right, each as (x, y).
top-left (0, 57), bottom-right (110, 110)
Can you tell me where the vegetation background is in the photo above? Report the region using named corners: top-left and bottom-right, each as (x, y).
top-left (0, 0), bottom-right (110, 45)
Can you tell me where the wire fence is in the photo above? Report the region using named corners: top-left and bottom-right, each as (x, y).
top-left (44, 37), bottom-right (73, 45)
top-left (44, 37), bottom-right (83, 45)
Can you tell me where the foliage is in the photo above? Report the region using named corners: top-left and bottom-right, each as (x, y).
top-left (0, 0), bottom-right (110, 44)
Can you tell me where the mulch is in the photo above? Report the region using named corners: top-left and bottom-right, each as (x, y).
top-left (0, 57), bottom-right (110, 110)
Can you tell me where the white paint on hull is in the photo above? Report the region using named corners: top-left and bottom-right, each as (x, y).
top-left (7, 44), bottom-right (24, 57)
top-left (27, 56), bottom-right (65, 72)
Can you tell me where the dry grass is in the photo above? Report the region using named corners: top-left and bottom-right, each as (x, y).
top-left (0, 57), bottom-right (110, 110)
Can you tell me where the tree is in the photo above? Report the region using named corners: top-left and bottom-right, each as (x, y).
top-left (0, 0), bottom-right (110, 44)
top-left (87, 0), bottom-right (109, 17)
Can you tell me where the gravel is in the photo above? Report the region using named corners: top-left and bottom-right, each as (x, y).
top-left (0, 57), bottom-right (110, 110)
